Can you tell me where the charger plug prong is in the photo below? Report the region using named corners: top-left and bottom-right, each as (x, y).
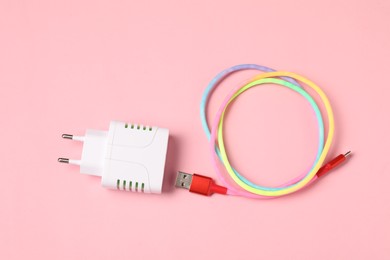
top-left (62, 134), bottom-right (85, 142)
top-left (58, 158), bottom-right (69, 163)
top-left (58, 158), bottom-right (81, 165)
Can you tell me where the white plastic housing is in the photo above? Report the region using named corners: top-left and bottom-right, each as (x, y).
top-left (78, 121), bottom-right (169, 194)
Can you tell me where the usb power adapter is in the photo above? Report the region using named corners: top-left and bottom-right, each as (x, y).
top-left (58, 121), bottom-right (169, 194)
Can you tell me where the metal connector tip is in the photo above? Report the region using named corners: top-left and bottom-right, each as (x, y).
top-left (344, 151), bottom-right (352, 157)
top-left (58, 158), bottom-right (69, 163)
top-left (62, 134), bottom-right (73, 139)
top-left (175, 171), bottom-right (193, 190)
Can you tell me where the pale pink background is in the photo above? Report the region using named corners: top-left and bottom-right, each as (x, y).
top-left (1, 0), bottom-right (389, 259)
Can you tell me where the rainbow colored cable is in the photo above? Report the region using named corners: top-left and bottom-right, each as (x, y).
top-left (200, 64), bottom-right (336, 198)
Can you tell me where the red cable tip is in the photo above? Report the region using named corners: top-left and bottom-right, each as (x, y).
top-left (175, 172), bottom-right (227, 196)
top-left (316, 151), bottom-right (352, 178)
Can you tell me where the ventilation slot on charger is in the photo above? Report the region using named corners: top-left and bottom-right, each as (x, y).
top-left (124, 123), bottom-right (152, 131)
top-left (116, 179), bottom-right (145, 192)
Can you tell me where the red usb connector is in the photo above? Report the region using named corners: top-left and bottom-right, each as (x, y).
top-left (175, 172), bottom-right (227, 196)
top-left (316, 151), bottom-right (351, 178)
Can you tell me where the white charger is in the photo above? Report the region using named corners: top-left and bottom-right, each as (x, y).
top-left (58, 121), bottom-right (169, 194)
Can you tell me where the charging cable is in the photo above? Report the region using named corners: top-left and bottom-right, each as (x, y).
top-left (176, 64), bottom-right (351, 198)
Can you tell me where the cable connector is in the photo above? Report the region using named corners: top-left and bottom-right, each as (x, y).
top-left (175, 172), bottom-right (227, 196)
top-left (316, 151), bottom-right (352, 178)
